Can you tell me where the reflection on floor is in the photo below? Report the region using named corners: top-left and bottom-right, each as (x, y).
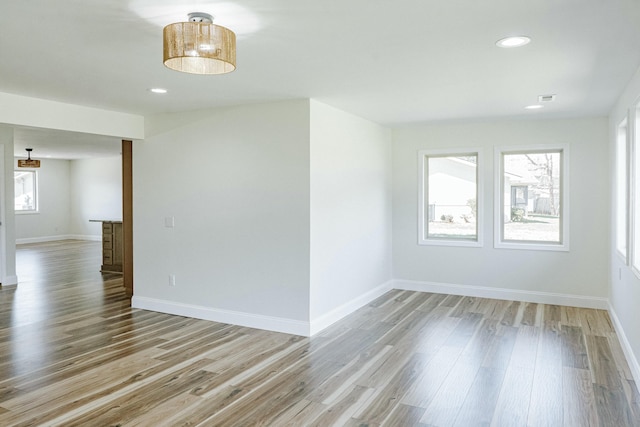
top-left (0, 240), bottom-right (638, 426)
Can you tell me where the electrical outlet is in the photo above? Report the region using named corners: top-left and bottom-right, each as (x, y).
top-left (165, 216), bottom-right (175, 228)
top-left (169, 274), bottom-right (176, 286)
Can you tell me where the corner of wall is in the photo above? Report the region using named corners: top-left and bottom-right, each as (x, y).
top-left (309, 280), bottom-right (393, 336)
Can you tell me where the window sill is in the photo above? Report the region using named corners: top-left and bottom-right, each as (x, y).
top-left (419, 239), bottom-right (483, 248)
top-left (16, 211), bottom-right (40, 215)
top-left (494, 241), bottom-right (569, 252)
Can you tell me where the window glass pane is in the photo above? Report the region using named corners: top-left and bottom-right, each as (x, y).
top-left (616, 120), bottom-right (628, 258)
top-left (502, 151), bottom-right (561, 243)
top-left (426, 155), bottom-right (477, 240)
top-left (14, 170), bottom-right (37, 211)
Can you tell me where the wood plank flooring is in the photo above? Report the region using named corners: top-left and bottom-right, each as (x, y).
top-left (0, 240), bottom-right (638, 426)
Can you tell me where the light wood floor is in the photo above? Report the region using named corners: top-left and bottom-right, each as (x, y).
top-left (0, 240), bottom-right (638, 426)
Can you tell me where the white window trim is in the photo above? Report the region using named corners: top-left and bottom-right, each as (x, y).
top-left (417, 147), bottom-right (483, 248)
top-left (14, 169), bottom-right (39, 214)
top-left (629, 99), bottom-right (640, 279)
top-left (615, 116), bottom-right (630, 264)
top-left (493, 144), bottom-right (570, 252)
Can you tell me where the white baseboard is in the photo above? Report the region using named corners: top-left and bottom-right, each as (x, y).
top-left (131, 296), bottom-right (311, 337)
top-left (309, 280), bottom-right (394, 336)
top-left (16, 234), bottom-right (101, 244)
top-left (17, 235), bottom-right (72, 244)
top-left (608, 304), bottom-right (640, 386)
top-left (69, 234), bottom-right (102, 242)
top-left (134, 280), bottom-right (395, 337)
top-left (392, 279), bottom-right (609, 310)
top-left (1, 275), bottom-right (18, 286)
top-left (131, 278), bottom-right (613, 338)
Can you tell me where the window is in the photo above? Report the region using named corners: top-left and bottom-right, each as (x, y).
top-left (418, 149), bottom-right (482, 247)
top-left (14, 170), bottom-right (37, 212)
top-left (616, 119), bottom-right (628, 261)
top-left (495, 145), bottom-right (569, 251)
top-left (633, 104), bottom-right (640, 273)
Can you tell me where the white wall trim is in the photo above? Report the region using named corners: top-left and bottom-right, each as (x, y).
top-left (131, 296), bottom-right (311, 337)
top-left (310, 280), bottom-right (394, 336)
top-left (1, 274), bottom-right (17, 286)
top-left (608, 303), bottom-right (640, 386)
top-left (68, 234), bottom-right (102, 242)
top-left (134, 280), bottom-right (610, 336)
top-left (16, 234), bottom-right (100, 244)
top-left (392, 279), bottom-right (609, 309)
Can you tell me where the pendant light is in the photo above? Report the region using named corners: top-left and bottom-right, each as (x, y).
top-left (18, 148), bottom-right (40, 168)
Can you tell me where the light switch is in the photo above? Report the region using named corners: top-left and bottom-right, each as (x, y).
top-left (164, 216), bottom-right (175, 228)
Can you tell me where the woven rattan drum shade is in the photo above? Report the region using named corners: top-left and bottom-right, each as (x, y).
top-left (163, 21), bottom-right (236, 75)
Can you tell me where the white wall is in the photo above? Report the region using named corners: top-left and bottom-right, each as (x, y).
top-left (132, 100), bottom-right (311, 334)
top-left (15, 159), bottom-right (71, 242)
top-left (609, 65), bottom-right (640, 382)
top-left (393, 118), bottom-right (609, 301)
top-left (309, 100), bottom-right (393, 332)
top-left (69, 156), bottom-right (122, 238)
top-left (0, 91), bottom-right (143, 139)
top-left (0, 127), bottom-right (16, 285)
top-left (14, 156), bottom-right (121, 242)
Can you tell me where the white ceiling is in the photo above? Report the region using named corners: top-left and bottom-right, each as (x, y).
top-left (13, 127), bottom-right (121, 160)
top-left (2, 0), bottom-right (640, 158)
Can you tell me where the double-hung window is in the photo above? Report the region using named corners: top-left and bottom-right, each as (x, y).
top-left (495, 145), bottom-right (569, 251)
top-left (418, 149), bottom-right (482, 247)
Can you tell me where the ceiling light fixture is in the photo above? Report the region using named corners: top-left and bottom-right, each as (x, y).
top-left (150, 88), bottom-right (168, 94)
top-left (525, 104), bottom-right (544, 110)
top-left (163, 12), bottom-right (236, 75)
top-left (496, 36), bottom-right (531, 48)
top-left (18, 148), bottom-right (41, 168)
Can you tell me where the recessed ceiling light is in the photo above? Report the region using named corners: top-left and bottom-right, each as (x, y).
top-left (496, 36), bottom-right (531, 48)
top-left (150, 88), bottom-right (168, 94)
top-left (525, 104), bottom-right (544, 110)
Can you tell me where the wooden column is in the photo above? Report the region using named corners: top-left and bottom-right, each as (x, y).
top-left (122, 140), bottom-right (133, 297)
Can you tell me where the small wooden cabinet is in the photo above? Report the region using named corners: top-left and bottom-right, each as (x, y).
top-left (92, 220), bottom-right (123, 273)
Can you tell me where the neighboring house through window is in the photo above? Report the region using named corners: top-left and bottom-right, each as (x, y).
top-left (15, 170), bottom-right (37, 212)
top-left (418, 149), bottom-right (482, 247)
top-left (495, 145), bottom-right (569, 251)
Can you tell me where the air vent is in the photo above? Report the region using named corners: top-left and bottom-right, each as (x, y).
top-left (538, 94), bottom-right (556, 103)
